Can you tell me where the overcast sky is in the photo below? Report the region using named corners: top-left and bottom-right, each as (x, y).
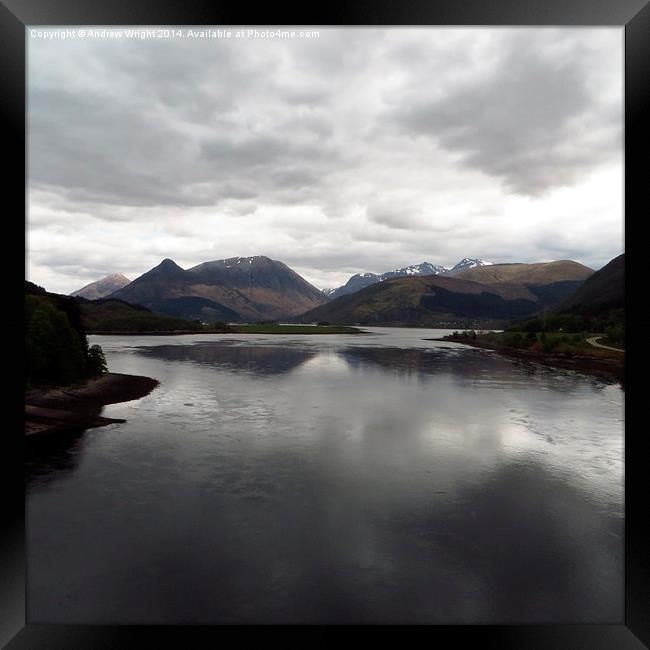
top-left (27, 27), bottom-right (623, 294)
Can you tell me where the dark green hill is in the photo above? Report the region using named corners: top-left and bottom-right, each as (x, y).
top-left (27, 281), bottom-right (222, 335)
top-left (25, 282), bottom-right (105, 388)
top-left (295, 275), bottom-right (562, 327)
top-left (26, 281), bottom-right (88, 343)
top-left (145, 296), bottom-right (241, 323)
top-left (506, 254), bottom-right (625, 344)
top-left (25, 280), bottom-right (47, 295)
top-left (77, 296), bottom-right (226, 333)
top-left (556, 254), bottom-right (624, 315)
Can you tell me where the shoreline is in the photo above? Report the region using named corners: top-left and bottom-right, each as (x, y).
top-left (89, 327), bottom-right (367, 335)
top-left (88, 330), bottom-right (227, 336)
top-left (430, 337), bottom-right (624, 386)
top-left (25, 372), bottom-right (160, 437)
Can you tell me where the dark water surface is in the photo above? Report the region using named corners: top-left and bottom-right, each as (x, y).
top-left (26, 328), bottom-right (624, 624)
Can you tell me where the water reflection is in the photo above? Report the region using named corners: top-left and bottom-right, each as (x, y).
top-left (26, 333), bottom-right (624, 624)
top-left (26, 430), bottom-right (87, 489)
top-left (384, 460), bottom-right (623, 623)
top-left (136, 342), bottom-right (316, 376)
top-left (342, 345), bottom-right (618, 392)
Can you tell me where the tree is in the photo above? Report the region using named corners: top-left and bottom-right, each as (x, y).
top-left (26, 295), bottom-right (86, 386)
top-left (604, 324), bottom-right (624, 346)
top-left (86, 344), bottom-right (108, 377)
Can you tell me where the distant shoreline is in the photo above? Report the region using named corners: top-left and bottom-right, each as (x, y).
top-left (429, 336), bottom-right (624, 386)
top-left (25, 372), bottom-right (160, 437)
top-left (88, 330), bottom-right (225, 335)
top-left (89, 325), bottom-right (366, 335)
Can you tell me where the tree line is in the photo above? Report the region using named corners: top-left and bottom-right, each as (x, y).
top-left (26, 283), bottom-right (108, 389)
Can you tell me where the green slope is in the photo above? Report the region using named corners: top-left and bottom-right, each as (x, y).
top-left (556, 254), bottom-right (624, 315)
top-left (78, 297), bottom-right (228, 333)
top-left (295, 275), bottom-right (548, 327)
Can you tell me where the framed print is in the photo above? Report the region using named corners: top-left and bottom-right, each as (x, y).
top-left (4, 0), bottom-right (648, 646)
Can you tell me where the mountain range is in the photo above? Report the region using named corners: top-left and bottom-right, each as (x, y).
top-left (297, 260), bottom-right (595, 327)
top-left (323, 258), bottom-right (492, 299)
top-left (106, 256), bottom-right (327, 322)
top-left (66, 255), bottom-right (617, 327)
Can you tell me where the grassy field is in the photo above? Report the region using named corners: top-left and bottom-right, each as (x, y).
top-left (230, 324), bottom-right (364, 334)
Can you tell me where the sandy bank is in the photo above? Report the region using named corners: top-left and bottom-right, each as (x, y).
top-left (25, 372), bottom-right (159, 437)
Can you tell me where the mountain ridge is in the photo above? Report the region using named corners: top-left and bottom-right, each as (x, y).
top-left (298, 259), bottom-right (592, 327)
top-left (453, 260), bottom-right (593, 285)
top-left (324, 259), bottom-right (486, 300)
top-left (109, 255), bottom-right (327, 322)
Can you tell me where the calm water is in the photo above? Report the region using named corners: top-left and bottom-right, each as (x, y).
top-left (26, 327), bottom-right (624, 624)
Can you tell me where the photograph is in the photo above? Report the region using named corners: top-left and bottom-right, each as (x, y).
top-left (23, 22), bottom-right (628, 628)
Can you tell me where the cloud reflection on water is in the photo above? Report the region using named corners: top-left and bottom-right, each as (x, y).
top-left (27, 334), bottom-right (623, 624)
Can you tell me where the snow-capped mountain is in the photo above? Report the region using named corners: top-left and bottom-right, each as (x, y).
top-left (324, 272), bottom-right (380, 299)
top-left (381, 262), bottom-right (447, 281)
top-left (444, 258), bottom-right (494, 276)
top-left (325, 263), bottom-right (447, 300)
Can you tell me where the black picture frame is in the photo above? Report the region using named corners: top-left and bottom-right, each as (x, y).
top-left (4, 0), bottom-right (648, 646)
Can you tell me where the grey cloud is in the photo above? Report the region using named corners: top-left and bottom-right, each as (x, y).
top-left (365, 203), bottom-right (459, 233)
top-left (29, 73), bottom-right (344, 211)
top-left (29, 88), bottom-right (201, 207)
top-left (200, 134), bottom-right (287, 166)
top-left (27, 28), bottom-right (623, 294)
top-left (96, 37), bottom-right (258, 119)
top-left (279, 86), bottom-right (331, 107)
top-left (270, 168), bottom-right (321, 189)
top-left (387, 32), bottom-right (621, 196)
top-left (366, 203), bottom-right (427, 231)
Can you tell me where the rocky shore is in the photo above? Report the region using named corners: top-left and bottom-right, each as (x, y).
top-left (25, 372), bottom-right (160, 436)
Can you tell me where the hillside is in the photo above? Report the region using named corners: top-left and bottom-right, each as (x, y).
top-left (296, 275), bottom-right (558, 327)
top-left (77, 296), bottom-right (227, 333)
top-left (109, 256), bottom-right (327, 322)
top-left (453, 260), bottom-right (593, 285)
top-left (502, 254), bottom-right (624, 346)
top-left (556, 254), bottom-right (624, 315)
top-left (138, 296), bottom-right (241, 323)
top-left (25, 282), bottom-right (105, 388)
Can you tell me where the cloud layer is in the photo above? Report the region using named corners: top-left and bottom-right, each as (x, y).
top-left (27, 28), bottom-right (623, 293)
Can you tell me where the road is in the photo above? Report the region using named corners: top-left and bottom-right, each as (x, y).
top-left (586, 336), bottom-right (624, 352)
